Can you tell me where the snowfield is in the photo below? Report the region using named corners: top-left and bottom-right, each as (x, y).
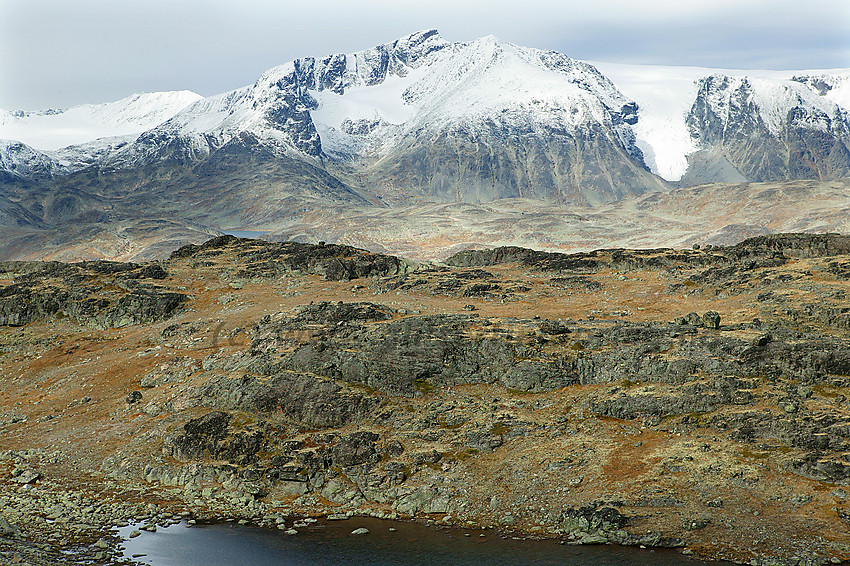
top-left (0, 91), bottom-right (202, 151)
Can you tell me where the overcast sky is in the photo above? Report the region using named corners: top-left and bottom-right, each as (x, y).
top-left (2, 0), bottom-right (849, 110)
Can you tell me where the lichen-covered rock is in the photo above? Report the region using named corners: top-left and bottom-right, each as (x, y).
top-left (702, 310), bottom-right (721, 329)
top-left (193, 371), bottom-right (379, 429)
top-left (560, 503), bottom-right (629, 542)
top-left (331, 431), bottom-right (379, 467)
top-left (170, 237), bottom-right (415, 282)
top-left (167, 411), bottom-right (232, 460)
top-left (0, 260), bottom-right (184, 328)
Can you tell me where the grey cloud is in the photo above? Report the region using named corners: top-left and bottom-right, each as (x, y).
top-left (1, 0), bottom-right (847, 110)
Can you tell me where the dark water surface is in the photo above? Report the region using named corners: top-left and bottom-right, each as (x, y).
top-left (121, 517), bottom-right (724, 566)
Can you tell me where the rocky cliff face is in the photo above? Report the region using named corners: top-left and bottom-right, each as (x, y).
top-left (682, 74), bottom-right (850, 184)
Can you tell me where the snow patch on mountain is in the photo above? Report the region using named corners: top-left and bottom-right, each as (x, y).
top-left (311, 70), bottom-right (425, 156)
top-left (311, 73), bottom-right (420, 129)
top-left (0, 91), bottom-right (202, 151)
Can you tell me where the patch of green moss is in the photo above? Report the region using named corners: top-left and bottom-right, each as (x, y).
top-left (491, 422), bottom-right (512, 436)
top-left (414, 379), bottom-right (434, 395)
top-left (505, 387), bottom-right (537, 397)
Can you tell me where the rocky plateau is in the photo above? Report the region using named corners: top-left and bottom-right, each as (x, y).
top-left (2, 233), bottom-right (850, 565)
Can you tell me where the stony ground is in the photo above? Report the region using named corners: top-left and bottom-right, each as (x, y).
top-left (2, 234), bottom-right (850, 565)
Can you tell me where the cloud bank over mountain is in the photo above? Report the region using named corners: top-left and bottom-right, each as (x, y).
top-left (2, 0), bottom-right (847, 110)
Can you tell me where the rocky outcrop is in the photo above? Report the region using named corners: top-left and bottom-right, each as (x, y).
top-left (445, 245), bottom-right (603, 271)
top-left (251, 307), bottom-right (527, 395)
top-left (171, 236), bottom-right (415, 282)
top-left (447, 234), bottom-right (850, 274)
top-left (242, 299), bottom-right (850, 397)
top-left (167, 411), bottom-right (234, 460)
top-left (193, 371), bottom-right (380, 429)
top-left (722, 233), bottom-right (850, 260)
top-left (222, 303), bottom-right (850, 400)
top-left (331, 432), bottom-right (380, 468)
top-left (0, 260), bottom-right (185, 327)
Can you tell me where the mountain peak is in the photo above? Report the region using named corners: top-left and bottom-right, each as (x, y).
top-left (392, 28), bottom-right (443, 47)
top-left (472, 33), bottom-right (504, 45)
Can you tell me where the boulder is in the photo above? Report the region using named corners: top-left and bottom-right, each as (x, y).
top-left (332, 431), bottom-right (380, 467)
top-left (702, 311), bottom-right (721, 329)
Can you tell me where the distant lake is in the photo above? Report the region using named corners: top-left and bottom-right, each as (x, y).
top-left (221, 230), bottom-right (268, 239)
top-left (120, 517), bottom-right (725, 566)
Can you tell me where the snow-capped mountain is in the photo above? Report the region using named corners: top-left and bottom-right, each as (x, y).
top-left (791, 72), bottom-right (850, 109)
top-left (0, 90), bottom-right (202, 181)
top-left (2, 29), bottom-right (850, 255)
top-left (684, 73), bottom-right (850, 184)
top-left (4, 33), bottom-right (849, 195)
top-left (591, 62), bottom-right (850, 184)
top-left (2, 30), bottom-right (850, 263)
top-left (101, 30), bottom-right (662, 204)
top-left (0, 139), bottom-right (61, 182)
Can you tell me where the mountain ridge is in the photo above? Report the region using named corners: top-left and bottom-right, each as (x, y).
top-left (3, 31), bottom-right (849, 189)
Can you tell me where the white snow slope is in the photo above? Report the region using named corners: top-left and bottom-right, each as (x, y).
top-left (591, 62), bottom-right (850, 181)
top-left (0, 91), bottom-right (202, 151)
